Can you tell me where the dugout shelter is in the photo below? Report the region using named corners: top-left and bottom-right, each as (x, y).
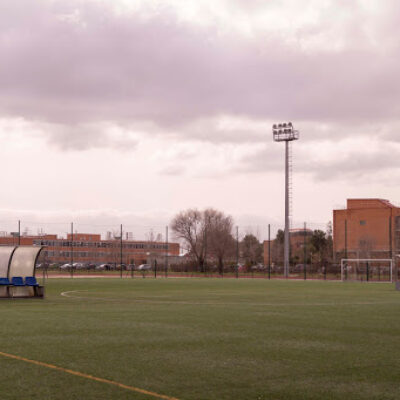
top-left (0, 245), bottom-right (44, 298)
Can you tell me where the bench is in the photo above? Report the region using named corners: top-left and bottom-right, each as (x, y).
top-left (0, 277), bottom-right (11, 297)
top-left (0, 276), bottom-right (44, 298)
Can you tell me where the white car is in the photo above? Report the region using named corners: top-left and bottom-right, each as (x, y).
top-left (138, 264), bottom-right (151, 271)
top-left (96, 264), bottom-right (112, 271)
top-left (60, 263), bottom-right (72, 270)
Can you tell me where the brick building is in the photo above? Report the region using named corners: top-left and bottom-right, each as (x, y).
top-left (333, 199), bottom-right (400, 261)
top-left (0, 233), bottom-right (179, 266)
top-left (263, 228), bottom-right (313, 265)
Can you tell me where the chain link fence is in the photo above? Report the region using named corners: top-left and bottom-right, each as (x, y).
top-left (0, 219), bottom-right (397, 282)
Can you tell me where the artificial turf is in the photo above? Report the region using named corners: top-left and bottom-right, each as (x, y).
top-left (0, 278), bottom-right (399, 400)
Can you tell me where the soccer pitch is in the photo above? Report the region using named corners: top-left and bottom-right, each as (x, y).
top-left (1, 279), bottom-right (400, 400)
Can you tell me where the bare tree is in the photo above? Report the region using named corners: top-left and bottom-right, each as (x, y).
top-left (171, 208), bottom-right (235, 273)
top-left (206, 209), bottom-right (234, 274)
top-left (171, 209), bottom-right (206, 272)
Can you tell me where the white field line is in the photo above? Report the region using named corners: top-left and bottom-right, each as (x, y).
top-left (61, 290), bottom-right (90, 298)
top-left (60, 290), bottom-right (400, 307)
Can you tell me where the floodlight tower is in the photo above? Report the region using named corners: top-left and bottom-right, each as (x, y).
top-left (273, 122), bottom-right (299, 278)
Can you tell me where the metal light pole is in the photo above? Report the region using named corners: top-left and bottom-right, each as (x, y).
top-left (273, 122), bottom-right (299, 278)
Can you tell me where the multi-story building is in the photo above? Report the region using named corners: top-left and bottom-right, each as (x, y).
top-left (0, 232), bottom-right (179, 266)
top-left (333, 198), bottom-right (400, 261)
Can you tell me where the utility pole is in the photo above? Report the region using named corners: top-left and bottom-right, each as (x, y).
top-left (273, 122), bottom-right (299, 278)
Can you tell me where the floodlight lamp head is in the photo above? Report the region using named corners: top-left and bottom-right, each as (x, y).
top-left (272, 121), bottom-right (300, 142)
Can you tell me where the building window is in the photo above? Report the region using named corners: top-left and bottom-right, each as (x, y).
top-left (360, 220), bottom-right (366, 226)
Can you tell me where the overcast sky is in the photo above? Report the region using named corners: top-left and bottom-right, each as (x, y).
top-left (1, 0), bottom-right (399, 239)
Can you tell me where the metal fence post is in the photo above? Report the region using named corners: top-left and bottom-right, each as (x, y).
top-left (120, 224), bottom-right (123, 279)
top-left (268, 224), bottom-right (271, 280)
top-left (304, 222), bottom-right (307, 280)
top-left (70, 222), bottom-right (74, 278)
top-left (344, 219), bottom-right (348, 280)
top-left (236, 226), bottom-right (239, 279)
top-left (165, 226), bottom-right (168, 278)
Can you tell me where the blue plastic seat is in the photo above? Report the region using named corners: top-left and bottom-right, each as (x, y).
top-left (0, 277), bottom-right (11, 285)
top-left (25, 276), bottom-right (39, 287)
top-left (11, 277), bottom-right (25, 286)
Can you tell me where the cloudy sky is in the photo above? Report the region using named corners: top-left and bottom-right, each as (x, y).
top-left (1, 0), bottom-right (399, 239)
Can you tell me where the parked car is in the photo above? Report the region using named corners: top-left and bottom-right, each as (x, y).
top-left (96, 264), bottom-right (112, 271)
top-left (250, 264), bottom-right (265, 271)
top-left (138, 264), bottom-right (151, 271)
top-left (127, 264), bottom-right (135, 271)
top-left (73, 262), bottom-right (85, 270)
top-left (294, 264), bottom-right (310, 272)
top-left (60, 263), bottom-right (72, 270)
top-left (85, 263), bottom-right (96, 270)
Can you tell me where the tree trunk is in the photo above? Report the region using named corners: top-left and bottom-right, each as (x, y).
top-left (218, 257), bottom-right (224, 275)
top-left (199, 257), bottom-right (205, 273)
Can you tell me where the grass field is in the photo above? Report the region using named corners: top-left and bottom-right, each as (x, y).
top-left (1, 279), bottom-right (400, 400)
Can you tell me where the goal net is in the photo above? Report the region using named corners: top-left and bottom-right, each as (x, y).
top-left (341, 259), bottom-right (393, 282)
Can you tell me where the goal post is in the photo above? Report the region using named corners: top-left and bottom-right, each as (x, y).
top-left (341, 259), bottom-right (393, 282)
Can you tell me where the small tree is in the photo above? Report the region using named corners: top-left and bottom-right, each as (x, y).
top-left (271, 229), bottom-right (284, 266)
top-left (326, 221), bottom-right (334, 263)
top-left (241, 234), bottom-right (263, 267)
top-left (310, 230), bottom-right (328, 265)
top-left (206, 209), bottom-right (235, 274)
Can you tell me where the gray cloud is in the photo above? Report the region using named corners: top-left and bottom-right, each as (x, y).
top-left (41, 123), bottom-right (138, 151)
top-left (1, 1), bottom-right (400, 137)
top-left (238, 141), bottom-right (400, 182)
top-left (1, 0), bottom-right (400, 188)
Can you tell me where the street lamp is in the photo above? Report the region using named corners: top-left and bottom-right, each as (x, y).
top-left (273, 122), bottom-right (300, 278)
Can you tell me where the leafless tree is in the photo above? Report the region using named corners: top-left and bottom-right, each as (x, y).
top-left (206, 209), bottom-right (235, 274)
top-left (171, 209), bottom-right (206, 272)
top-left (171, 208), bottom-right (235, 273)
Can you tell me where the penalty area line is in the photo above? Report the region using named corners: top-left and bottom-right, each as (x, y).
top-left (0, 351), bottom-right (179, 400)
